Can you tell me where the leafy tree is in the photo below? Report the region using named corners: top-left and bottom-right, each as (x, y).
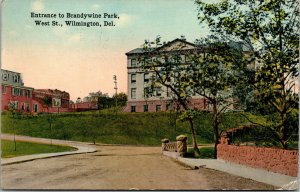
top-left (196, 0), bottom-right (299, 149)
top-left (42, 96), bottom-right (53, 145)
top-left (187, 36), bottom-right (246, 158)
top-left (112, 92), bottom-right (128, 107)
top-left (140, 36), bottom-right (201, 156)
top-left (8, 102), bottom-right (17, 151)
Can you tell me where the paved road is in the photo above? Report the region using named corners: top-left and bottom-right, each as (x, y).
top-left (1, 144), bottom-right (275, 190)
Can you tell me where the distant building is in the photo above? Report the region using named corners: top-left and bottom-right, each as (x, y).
top-left (1, 69), bottom-right (75, 113)
top-left (1, 69), bottom-right (34, 112)
top-left (32, 89), bottom-right (72, 113)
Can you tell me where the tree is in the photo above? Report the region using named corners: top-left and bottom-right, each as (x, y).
top-left (196, 0), bottom-right (299, 149)
top-left (8, 102), bottom-right (17, 151)
top-left (140, 36), bottom-right (201, 156)
top-left (112, 92), bottom-right (128, 107)
top-left (42, 96), bottom-right (53, 145)
top-left (187, 36), bottom-right (246, 158)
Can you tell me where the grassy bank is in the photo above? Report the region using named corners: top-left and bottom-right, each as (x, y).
top-left (1, 139), bottom-right (76, 158)
top-left (1, 111), bottom-right (250, 146)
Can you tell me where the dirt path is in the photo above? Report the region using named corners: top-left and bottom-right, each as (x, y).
top-left (1, 144), bottom-right (275, 190)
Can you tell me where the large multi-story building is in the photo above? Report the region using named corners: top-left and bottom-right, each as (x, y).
top-left (124, 38), bottom-right (209, 112)
top-left (124, 38), bottom-right (254, 112)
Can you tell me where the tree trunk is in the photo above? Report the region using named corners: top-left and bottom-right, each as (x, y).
top-left (279, 112), bottom-right (288, 149)
top-left (212, 102), bottom-right (219, 159)
top-left (187, 117), bottom-right (201, 157)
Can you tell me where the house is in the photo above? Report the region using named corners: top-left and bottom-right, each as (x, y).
top-left (1, 69), bottom-right (34, 112)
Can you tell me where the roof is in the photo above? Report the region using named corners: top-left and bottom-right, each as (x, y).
top-left (125, 48), bottom-right (155, 55)
top-left (126, 38), bottom-right (195, 56)
top-left (1, 69), bottom-right (22, 74)
top-left (126, 38), bottom-right (253, 56)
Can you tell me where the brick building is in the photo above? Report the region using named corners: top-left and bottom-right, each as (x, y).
top-left (1, 69), bottom-right (34, 112)
top-left (1, 69), bottom-right (75, 113)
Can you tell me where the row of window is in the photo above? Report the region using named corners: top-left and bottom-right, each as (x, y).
top-left (11, 101), bottom-right (38, 112)
top-left (2, 86), bottom-right (32, 97)
top-left (130, 55), bottom-right (194, 67)
top-left (130, 73), bottom-right (150, 83)
top-left (2, 73), bottom-right (21, 83)
top-left (130, 103), bottom-right (171, 112)
top-left (130, 87), bottom-right (166, 99)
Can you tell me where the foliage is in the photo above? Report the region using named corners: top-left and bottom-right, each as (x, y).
top-left (1, 139), bottom-right (76, 158)
top-left (112, 92), bottom-right (128, 107)
top-left (196, 0), bottom-right (299, 149)
top-left (140, 36), bottom-right (202, 156)
top-left (187, 147), bottom-right (215, 159)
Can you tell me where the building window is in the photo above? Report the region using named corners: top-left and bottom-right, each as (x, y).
top-left (131, 88), bottom-right (136, 99)
top-left (144, 104), bottom-right (148, 112)
top-left (13, 75), bottom-right (19, 83)
top-left (21, 102), bottom-right (25, 110)
top-left (26, 90), bottom-right (31, 97)
top-left (33, 104), bottom-right (38, 113)
top-left (156, 87), bottom-right (162, 97)
top-left (14, 101), bottom-right (19, 109)
top-left (26, 103), bottom-right (30, 112)
top-left (2, 73), bottom-right (8, 81)
top-left (144, 73), bottom-right (149, 83)
top-left (144, 87), bottom-right (152, 98)
top-left (131, 105), bottom-right (136, 112)
top-left (131, 74), bottom-right (136, 83)
top-left (131, 59), bottom-right (137, 67)
top-left (156, 105), bottom-right (161, 112)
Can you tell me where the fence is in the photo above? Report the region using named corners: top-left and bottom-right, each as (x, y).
top-left (218, 127), bottom-right (298, 177)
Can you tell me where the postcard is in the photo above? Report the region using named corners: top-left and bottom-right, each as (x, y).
top-left (1, 0), bottom-right (298, 190)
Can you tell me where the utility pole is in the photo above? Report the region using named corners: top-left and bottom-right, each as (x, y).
top-left (113, 75), bottom-right (118, 113)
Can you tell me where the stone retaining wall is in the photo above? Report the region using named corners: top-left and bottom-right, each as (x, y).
top-left (217, 144), bottom-right (298, 177)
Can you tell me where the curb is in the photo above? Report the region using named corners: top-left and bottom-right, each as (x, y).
top-left (1, 134), bottom-right (97, 165)
top-left (162, 151), bottom-right (298, 189)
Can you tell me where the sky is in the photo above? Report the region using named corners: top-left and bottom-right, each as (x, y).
top-left (1, 0), bottom-right (218, 101)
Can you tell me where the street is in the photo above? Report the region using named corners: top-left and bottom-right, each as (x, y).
top-left (1, 144), bottom-right (275, 190)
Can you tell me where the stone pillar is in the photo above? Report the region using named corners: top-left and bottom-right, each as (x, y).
top-left (161, 138), bottom-right (169, 152)
top-left (176, 135), bottom-right (187, 156)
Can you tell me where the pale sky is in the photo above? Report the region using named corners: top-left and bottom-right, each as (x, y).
top-left (1, 0), bottom-right (216, 101)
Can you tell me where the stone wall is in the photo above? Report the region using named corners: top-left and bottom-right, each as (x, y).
top-left (217, 144), bottom-right (298, 177)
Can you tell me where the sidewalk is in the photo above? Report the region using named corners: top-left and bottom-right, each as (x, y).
top-left (163, 151), bottom-right (298, 189)
top-left (1, 134), bottom-right (97, 165)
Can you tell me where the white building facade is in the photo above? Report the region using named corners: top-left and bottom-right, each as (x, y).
top-left (124, 39), bottom-right (209, 112)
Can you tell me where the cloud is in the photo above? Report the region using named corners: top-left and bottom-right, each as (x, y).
top-left (32, 0), bottom-right (44, 12)
top-left (91, 4), bottom-right (100, 10)
top-left (116, 14), bottom-right (132, 27)
top-left (68, 34), bottom-right (81, 43)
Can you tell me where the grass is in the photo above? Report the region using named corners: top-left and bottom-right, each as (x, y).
top-left (1, 110), bottom-right (252, 146)
top-left (186, 147), bottom-right (215, 159)
top-left (1, 139), bottom-right (76, 158)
